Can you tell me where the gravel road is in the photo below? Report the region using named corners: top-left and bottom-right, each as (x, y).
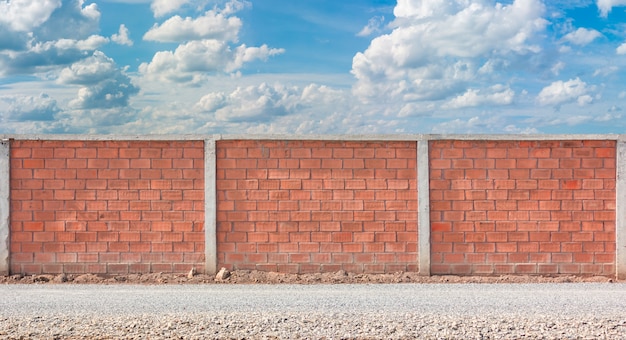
top-left (1, 283), bottom-right (626, 339)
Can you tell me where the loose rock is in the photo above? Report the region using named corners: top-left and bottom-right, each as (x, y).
top-left (215, 267), bottom-right (231, 281)
top-left (53, 274), bottom-right (67, 283)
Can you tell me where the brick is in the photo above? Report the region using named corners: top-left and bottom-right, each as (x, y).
top-left (439, 147), bottom-right (464, 159)
top-left (486, 211), bottom-right (508, 221)
top-left (558, 264), bottom-right (581, 274)
top-left (452, 242), bottom-right (474, 253)
top-left (595, 147), bottom-right (615, 158)
top-left (562, 180), bottom-right (582, 190)
top-left (517, 200), bottom-right (538, 210)
top-left (438, 231), bottom-right (462, 243)
top-left (484, 232), bottom-right (506, 242)
top-left (539, 201), bottom-right (560, 211)
top-left (495, 200), bottom-right (517, 211)
top-left (343, 243), bottom-right (364, 252)
top-left (552, 169), bottom-right (573, 179)
top-left (294, 145), bottom-right (328, 158)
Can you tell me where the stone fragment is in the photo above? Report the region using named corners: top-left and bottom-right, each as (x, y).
top-left (53, 273), bottom-right (68, 283)
top-left (34, 275), bottom-right (53, 283)
top-left (215, 267), bottom-right (231, 281)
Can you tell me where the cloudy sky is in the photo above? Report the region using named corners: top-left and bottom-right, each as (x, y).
top-left (1, 0), bottom-right (626, 134)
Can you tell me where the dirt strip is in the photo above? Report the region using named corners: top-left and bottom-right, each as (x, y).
top-left (0, 270), bottom-right (618, 285)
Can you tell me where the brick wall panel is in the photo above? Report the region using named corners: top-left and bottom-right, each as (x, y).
top-left (430, 140), bottom-right (616, 276)
top-left (9, 140), bottom-right (204, 275)
top-left (217, 140), bottom-right (418, 274)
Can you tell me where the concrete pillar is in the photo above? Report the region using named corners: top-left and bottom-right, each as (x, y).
top-left (616, 140), bottom-right (626, 280)
top-left (417, 139), bottom-right (431, 276)
top-left (205, 138), bottom-right (217, 275)
top-left (0, 140), bottom-right (9, 275)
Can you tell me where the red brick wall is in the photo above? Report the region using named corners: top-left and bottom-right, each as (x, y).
top-left (3, 137), bottom-right (620, 277)
top-left (429, 140), bottom-right (616, 275)
top-left (9, 140), bottom-right (204, 275)
top-left (216, 140), bottom-right (418, 273)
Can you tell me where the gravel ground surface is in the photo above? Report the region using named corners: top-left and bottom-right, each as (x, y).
top-left (1, 283), bottom-right (626, 339)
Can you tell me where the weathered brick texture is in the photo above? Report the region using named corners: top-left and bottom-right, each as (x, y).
top-left (9, 140), bottom-right (205, 274)
top-left (3, 137), bottom-right (621, 277)
top-left (429, 140), bottom-right (616, 275)
top-left (216, 140), bottom-right (418, 273)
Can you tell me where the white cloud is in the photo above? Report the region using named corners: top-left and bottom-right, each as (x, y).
top-left (394, 0), bottom-right (464, 19)
top-left (58, 51), bottom-right (139, 109)
top-left (151, 0), bottom-right (189, 17)
top-left (442, 85), bottom-right (515, 109)
top-left (0, 31), bottom-right (28, 51)
top-left (431, 114), bottom-right (540, 134)
top-left (0, 0), bottom-right (61, 32)
top-left (597, 0), bottom-right (626, 17)
top-left (49, 35), bottom-right (109, 51)
top-left (617, 42), bottom-right (626, 54)
top-left (58, 51), bottom-right (118, 84)
top-left (78, 0), bottom-right (100, 20)
top-left (562, 28), bottom-right (602, 45)
top-left (69, 76), bottom-right (137, 109)
top-left (537, 78), bottom-right (595, 107)
top-left (140, 0), bottom-right (281, 84)
top-left (559, 45), bottom-right (572, 53)
top-left (112, 24), bottom-right (133, 46)
top-left (144, 9), bottom-right (242, 43)
top-left (90, 80), bottom-right (354, 134)
top-left (221, 0), bottom-right (249, 15)
top-left (430, 116), bottom-right (486, 134)
top-left (52, 106), bottom-right (141, 132)
top-left (577, 94), bottom-right (593, 106)
top-left (0, 0), bottom-right (105, 76)
top-left (595, 111), bottom-right (622, 122)
top-left (0, 93), bottom-right (59, 122)
top-left (150, 0), bottom-right (248, 18)
top-left (196, 83), bottom-right (299, 122)
top-left (35, 0), bottom-right (101, 41)
top-left (194, 92), bottom-right (226, 112)
top-left (547, 115), bottom-right (593, 126)
top-left (357, 16), bottom-right (385, 37)
top-left (231, 44), bottom-right (284, 67)
top-left (0, 35), bottom-right (109, 76)
top-left (182, 81), bottom-right (359, 134)
top-left (593, 66), bottom-right (618, 77)
top-left (139, 40), bottom-right (284, 84)
top-left (352, 0), bottom-right (548, 105)
top-left (100, 0), bottom-right (151, 2)
top-left (300, 84), bottom-right (346, 105)
top-left (551, 61), bottom-right (565, 75)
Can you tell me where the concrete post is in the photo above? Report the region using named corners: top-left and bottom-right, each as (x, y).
top-left (205, 138), bottom-right (217, 275)
top-left (616, 140), bottom-right (626, 280)
top-left (0, 140), bottom-right (9, 275)
top-left (417, 139), bottom-right (431, 276)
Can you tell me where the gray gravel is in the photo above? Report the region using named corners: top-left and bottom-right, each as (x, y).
top-left (1, 283), bottom-right (626, 339)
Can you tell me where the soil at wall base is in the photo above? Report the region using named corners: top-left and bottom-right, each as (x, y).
top-left (0, 270), bottom-right (617, 284)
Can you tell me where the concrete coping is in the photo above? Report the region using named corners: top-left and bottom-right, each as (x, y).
top-left (0, 134), bottom-right (621, 141)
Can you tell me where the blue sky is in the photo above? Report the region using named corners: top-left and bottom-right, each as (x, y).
top-left (2, 0), bottom-right (626, 134)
